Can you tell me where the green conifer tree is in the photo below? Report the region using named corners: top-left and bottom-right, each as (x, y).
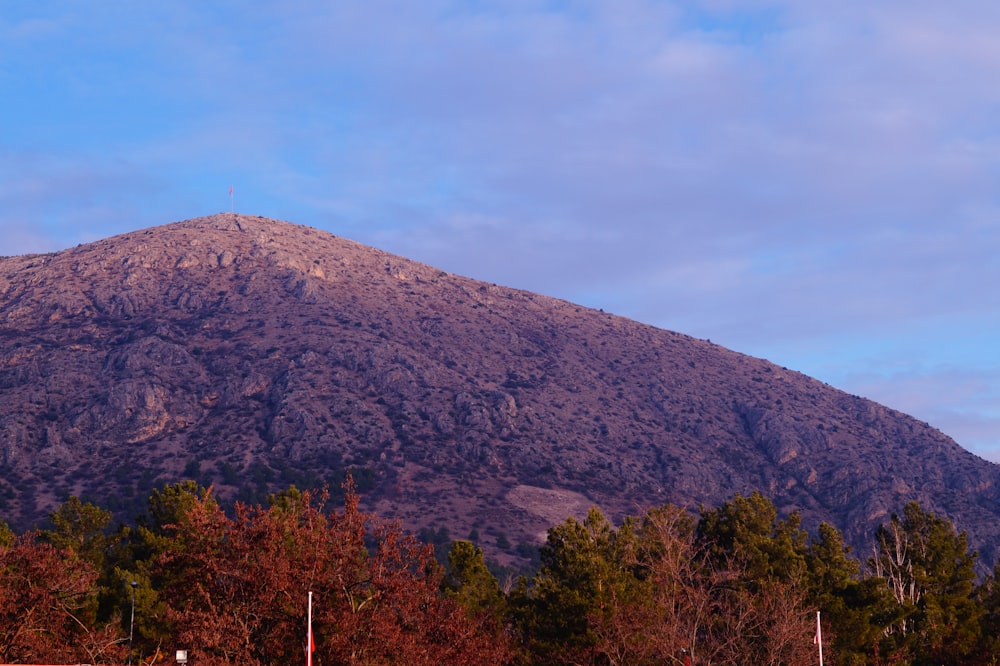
top-left (869, 501), bottom-right (981, 664)
top-left (444, 539), bottom-right (506, 618)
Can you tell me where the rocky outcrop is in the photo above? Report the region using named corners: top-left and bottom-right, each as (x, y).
top-left (1, 214), bottom-right (998, 568)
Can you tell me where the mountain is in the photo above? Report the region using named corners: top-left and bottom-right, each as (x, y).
top-left (1, 214), bottom-right (998, 566)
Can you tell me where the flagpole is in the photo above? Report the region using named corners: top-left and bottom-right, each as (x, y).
top-left (816, 610), bottom-right (824, 666)
top-left (307, 591), bottom-right (313, 666)
top-left (229, 185), bottom-right (234, 213)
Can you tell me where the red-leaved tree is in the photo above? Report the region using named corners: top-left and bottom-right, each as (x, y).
top-left (0, 533), bottom-right (126, 664)
top-left (151, 483), bottom-right (511, 665)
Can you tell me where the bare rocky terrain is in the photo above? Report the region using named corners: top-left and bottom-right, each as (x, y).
top-left (2, 214), bottom-right (999, 566)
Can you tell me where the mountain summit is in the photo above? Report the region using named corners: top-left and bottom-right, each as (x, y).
top-left (1, 214), bottom-right (998, 564)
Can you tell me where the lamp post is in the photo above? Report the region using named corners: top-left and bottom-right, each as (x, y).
top-left (127, 581), bottom-right (138, 665)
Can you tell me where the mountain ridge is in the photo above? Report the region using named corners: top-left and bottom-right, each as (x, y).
top-left (1, 213), bottom-right (997, 566)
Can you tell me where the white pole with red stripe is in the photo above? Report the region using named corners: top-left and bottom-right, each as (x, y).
top-left (307, 591), bottom-right (314, 666)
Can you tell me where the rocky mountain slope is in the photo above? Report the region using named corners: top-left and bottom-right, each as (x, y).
top-left (1, 214), bottom-right (998, 566)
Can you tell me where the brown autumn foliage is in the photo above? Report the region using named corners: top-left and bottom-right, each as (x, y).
top-left (0, 534), bottom-right (127, 664)
top-left (148, 484), bottom-right (512, 665)
top-left (588, 505), bottom-right (816, 666)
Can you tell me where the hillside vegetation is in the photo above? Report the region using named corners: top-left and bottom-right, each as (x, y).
top-left (2, 484), bottom-right (997, 665)
top-left (1, 214), bottom-right (998, 569)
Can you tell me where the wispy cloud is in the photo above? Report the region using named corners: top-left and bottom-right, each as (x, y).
top-left (843, 361), bottom-right (1000, 463)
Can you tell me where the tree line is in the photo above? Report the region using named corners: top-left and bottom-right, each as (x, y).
top-left (2, 481), bottom-right (1000, 665)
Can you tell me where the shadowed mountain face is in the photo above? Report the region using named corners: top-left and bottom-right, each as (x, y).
top-left (1, 214), bottom-right (998, 565)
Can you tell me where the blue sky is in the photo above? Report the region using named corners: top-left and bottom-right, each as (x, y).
top-left (4, 1), bottom-right (1000, 461)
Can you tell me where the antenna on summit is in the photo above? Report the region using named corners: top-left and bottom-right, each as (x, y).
top-left (229, 184), bottom-right (235, 213)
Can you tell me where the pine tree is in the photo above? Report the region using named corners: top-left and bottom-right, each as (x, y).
top-left (444, 539), bottom-right (506, 618)
top-left (697, 491), bottom-right (808, 586)
top-left (512, 507), bottom-right (631, 664)
top-left (869, 501), bottom-right (982, 664)
top-left (805, 521), bottom-right (891, 663)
